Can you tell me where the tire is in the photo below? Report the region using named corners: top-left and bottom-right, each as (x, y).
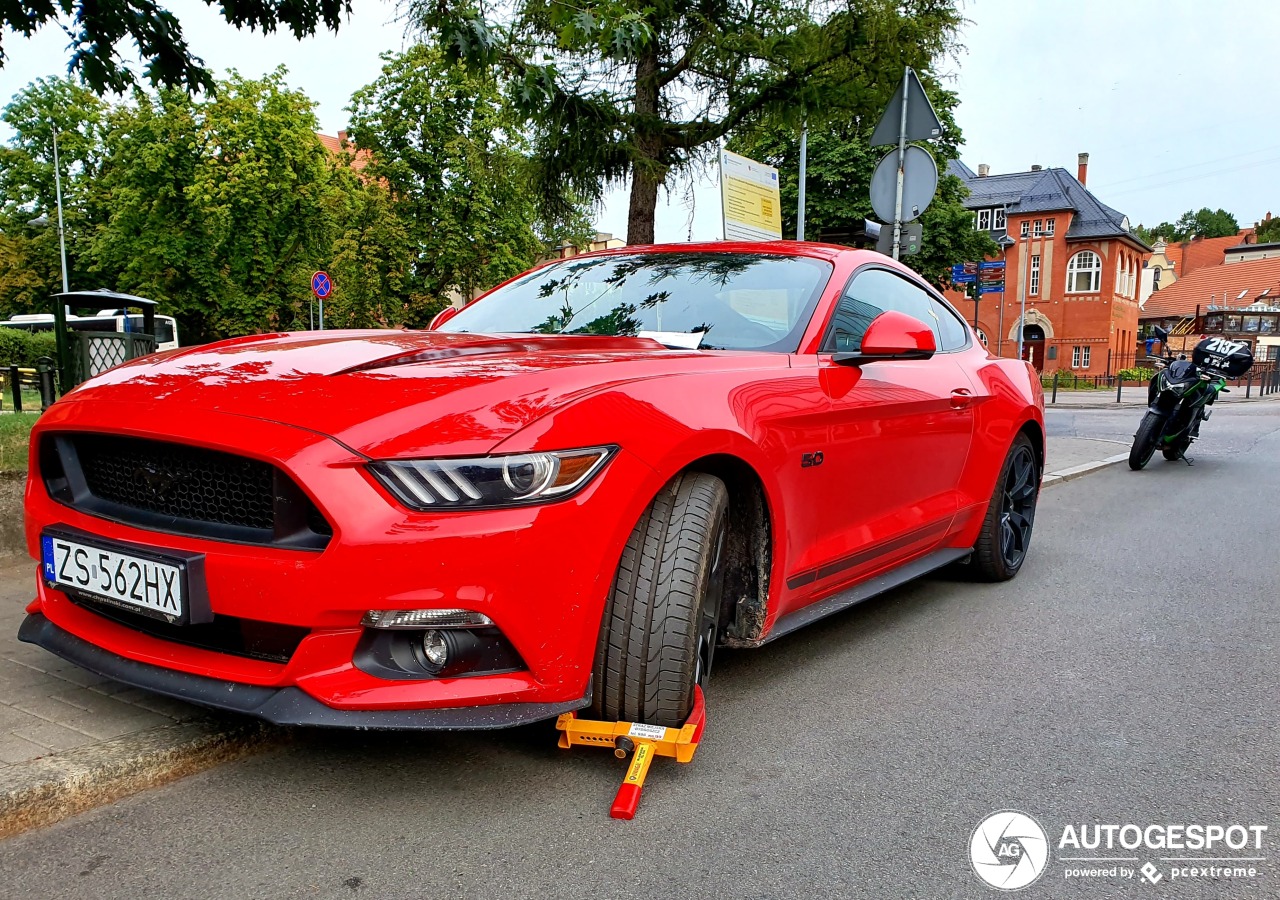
top-left (591, 472), bottom-right (729, 728)
top-left (1128, 411), bottom-right (1164, 470)
top-left (970, 434), bottom-right (1039, 582)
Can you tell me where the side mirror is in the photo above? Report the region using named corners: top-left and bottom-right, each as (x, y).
top-left (428, 306), bottom-right (461, 330)
top-left (832, 310), bottom-right (937, 365)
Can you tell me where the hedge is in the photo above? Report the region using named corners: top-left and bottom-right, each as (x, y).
top-left (0, 329), bottom-right (59, 367)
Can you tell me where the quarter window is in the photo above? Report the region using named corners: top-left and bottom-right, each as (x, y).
top-left (1066, 250), bottom-right (1102, 293)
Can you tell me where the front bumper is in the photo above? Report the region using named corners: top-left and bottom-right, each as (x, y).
top-left (18, 613), bottom-right (590, 729)
top-left (24, 400), bottom-right (663, 721)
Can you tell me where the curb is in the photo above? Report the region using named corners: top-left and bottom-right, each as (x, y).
top-left (1041, 452), bottom-right (1129, 489)
top-left (0, 717), bottom-right (286, 840)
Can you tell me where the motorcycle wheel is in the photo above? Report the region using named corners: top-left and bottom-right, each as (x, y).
top-left (1129, 411), bottom-right (1164, 470)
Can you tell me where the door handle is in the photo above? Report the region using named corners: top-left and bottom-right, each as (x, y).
top-left (950, 388), bottom-right (974, 409)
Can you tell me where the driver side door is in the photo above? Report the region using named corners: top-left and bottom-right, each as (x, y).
top-left (798, 267), bottom-right (976, 594)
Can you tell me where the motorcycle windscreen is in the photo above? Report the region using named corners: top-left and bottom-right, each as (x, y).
top-left (1192, 337), bottom-right (1254, 377)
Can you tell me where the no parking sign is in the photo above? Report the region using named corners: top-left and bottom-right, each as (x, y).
top-left (311, 271), bottom-right (333, 299)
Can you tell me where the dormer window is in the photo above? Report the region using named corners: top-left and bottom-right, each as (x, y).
top-left (975, 207), bottom-right (1007, 232)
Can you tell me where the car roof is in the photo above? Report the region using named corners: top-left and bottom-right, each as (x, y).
top-left (550, 240), bottom-right (879, 265)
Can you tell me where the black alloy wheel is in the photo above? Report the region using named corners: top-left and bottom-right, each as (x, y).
top-left (998, 443), bottom-right (1038, 572)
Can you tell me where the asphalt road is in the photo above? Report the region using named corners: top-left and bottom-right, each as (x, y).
top-left (3, 403), bottom-right (1278, 899)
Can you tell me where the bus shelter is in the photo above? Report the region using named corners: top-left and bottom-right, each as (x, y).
top-left (52, 289), bottom-right (159, 390)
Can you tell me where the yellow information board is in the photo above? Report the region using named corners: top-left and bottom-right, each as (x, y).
top-left (720, 149), bottom-right (783, 241)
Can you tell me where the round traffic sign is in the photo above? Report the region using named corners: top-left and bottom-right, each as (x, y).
top-left (311, 271), bottom-right (333, 299)
top-left (869, 145), bottom-right (938, 224)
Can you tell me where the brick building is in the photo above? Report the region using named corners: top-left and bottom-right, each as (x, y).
top-left (947, 154), bottom-right (1150, 374)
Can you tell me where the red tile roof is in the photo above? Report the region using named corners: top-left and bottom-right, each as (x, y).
top-left (1141, 256), bottom-right (1280, 319)
top-left (1180, 230), bottom-right (1254, 276)
top-left (316, 131), bottom-right (371, 171)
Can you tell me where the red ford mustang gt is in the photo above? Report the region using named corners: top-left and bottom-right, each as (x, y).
top-left (20, 242), bottom-right (1043, 729)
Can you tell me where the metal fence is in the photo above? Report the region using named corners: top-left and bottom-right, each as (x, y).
top-left (1042, 363), bottom-right (1280, 404)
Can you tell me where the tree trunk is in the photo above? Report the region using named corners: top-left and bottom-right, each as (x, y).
top-left (627, 47), bottom-right (664, 246)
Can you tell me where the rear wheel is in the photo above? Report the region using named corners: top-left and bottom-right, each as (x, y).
top-left (970, 434), bottom-right (1039, 582)
top-left (1129, 411), bottom-right (1164, 470)
top-left (592, 473), bottom-right (729, 728)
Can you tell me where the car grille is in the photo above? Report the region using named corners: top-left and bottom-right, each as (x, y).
top-left (42, 434), bottom-right (332, 549)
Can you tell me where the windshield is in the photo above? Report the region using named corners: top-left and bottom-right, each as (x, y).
top-left (438, 252), bottom-right (833, 351)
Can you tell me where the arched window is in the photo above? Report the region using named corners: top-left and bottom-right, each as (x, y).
top-left (975, 328), bottom-right (989, 347)
top-left (1067, 250), bottom-right (1102, 293)
top-left (1152, 265), bottom-right (1163, 289)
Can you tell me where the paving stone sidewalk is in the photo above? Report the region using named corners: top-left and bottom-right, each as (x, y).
top-left (0, 556), bottom-right (205, 769)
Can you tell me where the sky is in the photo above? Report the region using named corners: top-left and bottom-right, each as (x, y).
top-left (3, 0), bottom-right (1279, 243)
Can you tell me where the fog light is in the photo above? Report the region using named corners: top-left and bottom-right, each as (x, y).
top-left (361, 609), bottom-right (494, 629)
top-left (421, 630), bottom-right (449, 669)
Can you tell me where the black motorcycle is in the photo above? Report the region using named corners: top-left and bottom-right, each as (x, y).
top-left (1129, 336), bottom-right (1254, 470)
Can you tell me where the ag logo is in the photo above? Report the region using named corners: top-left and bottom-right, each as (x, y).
top-left (801, 451), bottom-right (824, 468)
top-left (969, 810), bottom-right (1049, 891)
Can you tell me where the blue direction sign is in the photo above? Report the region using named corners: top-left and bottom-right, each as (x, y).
top-left (979, 260), bottom-right (1006, 270)
top-left (311, 271), bottom-right (333, 299)
top-left (952, 273), bottom-right (977, 284)
top-left (979, 284), bottom-right (1005, 294)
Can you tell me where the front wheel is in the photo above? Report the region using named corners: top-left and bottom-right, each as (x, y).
top-left (591, 472), bottom-right (729, 728)
top-left (1129, 411), bottom-right (1164, 470)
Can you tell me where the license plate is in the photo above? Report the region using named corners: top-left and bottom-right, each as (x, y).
top-left (42, 534), bottom-right (187, 623)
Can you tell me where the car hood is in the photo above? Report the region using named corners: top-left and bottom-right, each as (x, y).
top-left (65, 330), bottom-right (787, 457)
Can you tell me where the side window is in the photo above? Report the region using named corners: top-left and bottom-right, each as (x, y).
top-left (824, 268), bottom-right (937, 352)
top-left (929, 297), bottom-right (971, 351)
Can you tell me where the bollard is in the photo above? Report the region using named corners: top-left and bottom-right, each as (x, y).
top-left (1116, 375), bottom-right (1123, 403)
top-left (1051, 371), bottom-right (1059, 404)
top-left (36, 357), bottom-right (57, 411)
top-left (8, 366), bottom-right (20, 413)
top-left (1246, 371), bottom-right (1253, 399)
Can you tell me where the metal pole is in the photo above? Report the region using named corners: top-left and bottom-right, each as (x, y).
top-left (1051, 371), bottom-right (1059, 404)
top-left (891, 67), bottom-right (910, 261)
top-left (52, 127), bottom-right (69, 294)
top-left (319, 297), bottom-right (325, 330)
top-left (1016, 252), bottom-right (1026, 361)
top-left (797, 124), bottom-right (807, 241)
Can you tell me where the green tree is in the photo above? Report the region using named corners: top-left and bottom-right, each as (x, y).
top-left (1, 1), bottom-right (351, 94)
top-left (1255, 215), bottom-right (1280, 244)
top-left (410, 0), bottom-right (963, 243)
top-left (88, 69), bottom-right (351, 340)
top-left (1135, 208), bottom-right (1238, 243)
top-left (729, 117), bottom-right (998, 289)
top-left (346, 45), bottom-right (591, 320)
top-left (0, 77), bottom-right (107, 314)
top-left (1173, 207), bottom-right (1238, 241)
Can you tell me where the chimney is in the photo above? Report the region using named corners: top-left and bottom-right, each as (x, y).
top-left (1077, 152), bottom-right (1090, 185)
top-left (1030, 164), bottom-right (1042, 171)
top-left (338, 129), bottom-right (349, 148)
top-left (978, 163), bottom-right (990, 177)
